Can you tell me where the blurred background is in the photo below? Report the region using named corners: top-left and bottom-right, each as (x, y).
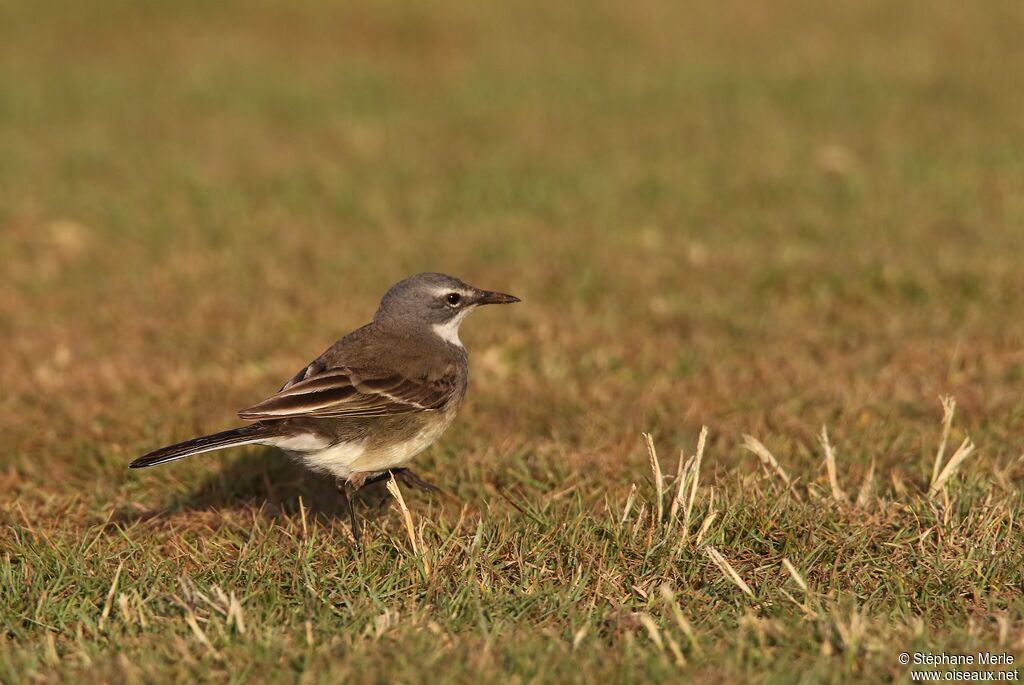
top-left (2, 0), bottom-right (1023, 497)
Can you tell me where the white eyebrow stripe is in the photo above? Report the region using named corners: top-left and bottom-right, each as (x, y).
top-left (429, 286), bottom-right (472, 298)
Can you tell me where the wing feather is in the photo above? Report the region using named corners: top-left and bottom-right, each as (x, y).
top-left (238, 366), bottom-right (456, 420)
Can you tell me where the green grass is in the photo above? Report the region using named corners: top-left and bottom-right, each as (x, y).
top-left (3, 0), bottom-right (1024, 682)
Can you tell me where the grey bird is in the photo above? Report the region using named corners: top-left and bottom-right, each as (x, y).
top-left (130, 272), bottom-right (519, 546)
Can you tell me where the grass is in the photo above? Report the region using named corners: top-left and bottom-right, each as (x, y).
top-left (2, 0), bottom-right (1024, 682)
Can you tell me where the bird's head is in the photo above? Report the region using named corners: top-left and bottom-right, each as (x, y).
top-left (374, 272), bottom-right (520, 347)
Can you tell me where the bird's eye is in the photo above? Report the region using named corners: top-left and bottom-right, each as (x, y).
top-left (446, 293), bottom-right (462, 307)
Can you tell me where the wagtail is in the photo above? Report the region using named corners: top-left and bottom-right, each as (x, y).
top-left (131, 272), bottom-right (519, 545)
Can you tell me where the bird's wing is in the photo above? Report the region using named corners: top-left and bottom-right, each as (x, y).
top-left (237, 365), bottom-right (457, 420)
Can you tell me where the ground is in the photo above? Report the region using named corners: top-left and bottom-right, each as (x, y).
top-left (2, 0), bottom-right (1024, 683)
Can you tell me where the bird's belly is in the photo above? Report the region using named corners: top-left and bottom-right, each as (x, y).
top-left (348, 411), bottom-right (454, 475)
top-left (275, 409), bottom-right (456, 481)
top-left (274, 435), bottom-right (366, 479)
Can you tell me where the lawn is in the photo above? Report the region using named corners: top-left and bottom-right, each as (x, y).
top-left (2, 0), bottom-right (1024, 682)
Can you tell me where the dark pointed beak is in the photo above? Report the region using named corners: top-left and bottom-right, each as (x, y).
top-left (477, 290), bottom-right (521, 305)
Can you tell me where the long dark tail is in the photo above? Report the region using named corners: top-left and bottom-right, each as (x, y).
top-left (130, 423), bottom-right (279, 469)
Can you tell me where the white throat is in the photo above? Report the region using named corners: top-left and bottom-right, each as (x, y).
top-left (432, 308), bottom-right (471, 348)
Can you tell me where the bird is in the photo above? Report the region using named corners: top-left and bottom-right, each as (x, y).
top-left (130, 272), bottom-right (520, 547)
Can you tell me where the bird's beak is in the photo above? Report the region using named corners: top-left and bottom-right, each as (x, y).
top-left (477, 290), bottom-right (521, 305)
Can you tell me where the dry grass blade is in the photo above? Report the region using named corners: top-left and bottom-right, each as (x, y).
top-left (572, 626), bottom-right (588, 651)
top-left (173, 589), bottom-right (217, 654)
top-left (664, 633), bottom-right (686, 666)
top-left (98, 560), bottom-right (124, 631)
top-left (644, 433), bottom-right (664, 524)
top-left (660, 584), bottom-right (701, 656)
top-left (387, 474), bottom-right (430, 574)
top-left (183, 609), bottom-right (215, 652)
top-left (931, 396), bottom-right (956, 488)
top-left (632, 503), bottom-right (648, 539)
top-left (675, 427), bottom-right (708, 542)
top-left (117, 593), bottom-right (131, 626)
top-left (929, 437), bottom-right (977, 497)
top-left (621, 483), bottom-right (638, 524)
top-left (693, 486), bottom-right (717, 547)
top-left (132, 589), bottom-right (149, 629)
top-left (43, 632), bottom-right (59, 666)
top-left (741, 435), bottom-right (802, 502)
top-left (705, 546), bottom-right (754, 598)
top-left (819, 426), bottom-right (846, 503)
top-left (669, 449), bottom-right (687, 523)
top-left (637, 612), bottom-right (664, 651)
top-left (228, 592), bottom-right (246, 636)
top-left (856, 457), bottom-right (876, 507)
top-left (298, 495), bottom-right (308, 540)
top-left (781, 557), bottom-right (808, 593)
top-left (695, 510), bottom-right (717, 547)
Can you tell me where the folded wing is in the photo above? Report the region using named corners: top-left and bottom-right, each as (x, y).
top-left (237, 366), bottom-right (456, 420)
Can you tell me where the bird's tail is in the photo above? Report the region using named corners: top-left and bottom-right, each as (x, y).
top-left (130, 423), bottom-right (279, 469)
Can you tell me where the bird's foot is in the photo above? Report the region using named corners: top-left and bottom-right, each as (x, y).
top-left (360, 467), bottom-right (440, 493)
top-left (393, 468), bottom-right (441, 493)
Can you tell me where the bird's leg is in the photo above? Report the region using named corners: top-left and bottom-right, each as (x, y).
top-left (336, 478), bottom-right (362, 551)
